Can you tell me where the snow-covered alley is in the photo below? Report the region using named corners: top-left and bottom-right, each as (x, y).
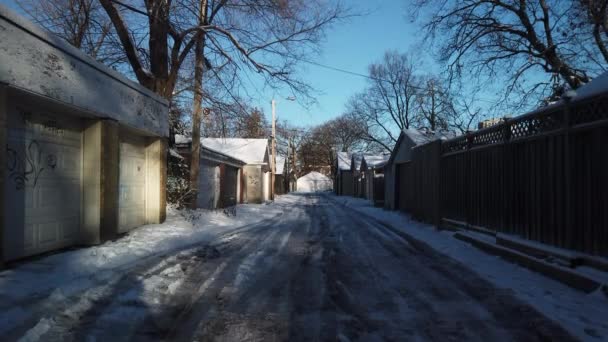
top-left (0, 193), bottom-right (604, 341)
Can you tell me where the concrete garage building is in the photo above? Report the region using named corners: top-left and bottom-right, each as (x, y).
top-left (0, 6), bottom-right (168, 262)
top-left (174, 140), bottom-right (246, 209)
top-left (188, 138), bottom-right (271, 204)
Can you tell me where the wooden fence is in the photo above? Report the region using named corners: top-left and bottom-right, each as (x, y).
top-left (397, 93), bottom-right (608, 256)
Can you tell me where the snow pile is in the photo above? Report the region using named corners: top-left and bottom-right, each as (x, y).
top-left (337, 152), bottom-right (351, 171)
top-left (573, 71), bottom-right (608, 101)
top-left (0, 203), bottom-right (282, 336)
top-left (328, 194), bottom-right (608, 341)
top-left (296, 172), bottom-right (333, 192)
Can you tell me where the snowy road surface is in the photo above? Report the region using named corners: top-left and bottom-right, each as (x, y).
top-left (2, 194), bottom-right (577, 341)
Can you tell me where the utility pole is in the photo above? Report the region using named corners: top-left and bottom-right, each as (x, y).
top-left (285, 136), bottom-right (290, 193)
top-left (271, 99), bottom-right (276, 201)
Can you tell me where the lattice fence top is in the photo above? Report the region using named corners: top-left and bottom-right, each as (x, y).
top-left (442, 93), bottom-right (608, 154)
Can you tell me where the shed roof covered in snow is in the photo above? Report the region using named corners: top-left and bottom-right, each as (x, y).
top-left (362, 154), bottom-right (391, 170)
top-left (175, 136), bottom-right (269, 165)
top-left (386, 128), bottom-right (456, 166)
top-left (275, 156), bottom-right (285, 175)
top-left (337, 152), bottom-right (352, 171)
top-left (402, 128), bottom-right (456, 146)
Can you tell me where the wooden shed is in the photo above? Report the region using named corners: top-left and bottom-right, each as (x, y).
top-left (384, 129), bottom-right (455, 211)
top-left (333, 152), bottom-right (353, 196)
top-left (361, 154), bottom-right (390, 207)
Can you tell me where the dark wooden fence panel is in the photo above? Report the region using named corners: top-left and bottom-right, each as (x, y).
top-left (570, 127), bottom-right (608, 255)
top-left (388, 93), bottom-right (608, 256)
top-left (440, 152), bottom-right (469, 223)
top-left (467, 145), bottom-right (504, 231)
top-left (410, 141), bottom-right (441, 224)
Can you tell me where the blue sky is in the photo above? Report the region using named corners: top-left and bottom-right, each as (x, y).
top-left (1, 0), bottom-right (433, 127)
top-left (251, 0), bottom-right (424, 127)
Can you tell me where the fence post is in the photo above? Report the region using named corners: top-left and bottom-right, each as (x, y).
top-left (432, 140), bottom-right (442, 228)
top-left (465, 132), bottom-right (473, 227)
top-left (501, 119), bottom-right (512, 233)
top-left (563, 100), bottom-right (572, 250)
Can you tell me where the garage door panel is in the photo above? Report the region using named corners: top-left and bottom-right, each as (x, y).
top-left (38, 222), bottom-right (59, 245)
top-left (4, 110), bottom-right (82, 261)
top-left (61, 218), bottom-right (79, 239)
top-left (24, 224), bottom-right (35, 249)
top-left (119, 135), bottom-right (147, 232)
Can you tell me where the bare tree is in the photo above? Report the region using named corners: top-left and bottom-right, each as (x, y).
top-left (188, 0), bottom-right (207, 208)
top-left (16, 0), bottom-right (120, 64)
top-left (412, 0), bottom-right (608, 107)
top-left (576, 0), bottom-right (608, 63)
top-left (417, 77), bottom-right (457, 131)
top-left (346, 51), bottom-right (422, 151)
top-left (97, 0), bottom-right (346, 100)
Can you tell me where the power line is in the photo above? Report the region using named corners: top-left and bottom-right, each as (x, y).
top-left (298, 58), bottom-right (499, 105)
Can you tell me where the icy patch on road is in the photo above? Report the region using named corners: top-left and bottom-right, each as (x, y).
top-left (0, 203), bottom-right (282, 338)
top-left (329, 194), bottom-right (608, 341)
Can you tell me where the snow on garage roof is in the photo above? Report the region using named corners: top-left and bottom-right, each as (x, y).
top-left (201, 138), bottom-right (269, 165)
top-left (337, 152), bottom-right (351, 171)
top-left (402, 128), bottom-right (456, 146)
top-left (362, 154), bottom-right (391, 169)
top-left (175, 135), bottom-right (269, 165)
top-left (276, 156), bottom-right (285, 175)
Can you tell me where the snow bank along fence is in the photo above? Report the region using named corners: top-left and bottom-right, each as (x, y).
top-left (398, 92), bottom-right (608, 257)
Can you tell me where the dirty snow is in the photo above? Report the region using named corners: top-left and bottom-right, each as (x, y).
top-left (329, 194), bottom-right (608, 341)
top-left (0, 203), bottom-right (281, 337)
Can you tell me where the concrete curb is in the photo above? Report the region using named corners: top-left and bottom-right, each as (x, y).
top-left (454, 232), bottom-right (601, 293)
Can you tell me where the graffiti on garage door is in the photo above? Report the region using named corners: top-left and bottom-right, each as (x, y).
top-left (6, 140), bottom-right (57, 190)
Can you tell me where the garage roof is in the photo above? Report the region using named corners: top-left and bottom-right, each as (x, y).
top-left (337, 152), bottom-right (351, 171)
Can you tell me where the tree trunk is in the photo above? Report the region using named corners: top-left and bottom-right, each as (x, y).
top-left (189, 0), bottom-right (208, 209)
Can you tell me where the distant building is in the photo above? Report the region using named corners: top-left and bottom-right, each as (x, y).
top-left (176, 137), bottom-right (271, 204)
top-left (384, 129), bottom-right (455, 211)
top-left (478, 116), bottom-right (510, 130)
top-left (361, 154), bottom-right (391, 207)
top-left (333, 152), bottom-right (353, 196)
top-left (297, 172), bottom-right (333, 192)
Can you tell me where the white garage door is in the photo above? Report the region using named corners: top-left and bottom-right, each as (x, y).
top-left (4, 111), bottom-right (82, 260)
top-left (118, 134), bottom-right (147, 232)
top-left (263, 171), bottom-right (270, 201)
